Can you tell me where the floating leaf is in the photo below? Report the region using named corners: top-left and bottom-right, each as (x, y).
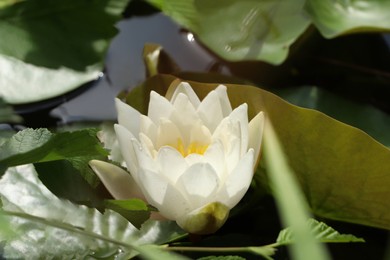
top-left (0, 0), bottom-right (128, 104)
top-left (0, 164), bottom-right (186, 259)
top-left (277, 218), bottom-right (365, 245)
top-left (127, 75), bottom-right (390, 231)
top-left (105, 199), bottom-right (152, 228)
top-left (305, 0), bottom-right (390, 38)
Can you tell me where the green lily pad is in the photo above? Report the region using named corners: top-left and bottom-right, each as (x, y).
top-left (126, 74), bottom-right (390, 231)
top-left (0, 0), bottom-right (128, 104)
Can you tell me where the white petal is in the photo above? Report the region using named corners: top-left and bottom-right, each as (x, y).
top-left (197, 91), bottom-right (225, 132)
top-left (248, 112), bottom-right (265, 167)
top-left (170, 82), bottom-right (201, 108)
top-left (220, 149), bottom-right (254, 208)
top-left (138, 168), bottom-right (190, 220)
top-left (185, 153), bottom-right (204, 166)
top-left (140, 115), bottom-right (157, 145)
top-left (214, 85), bottom-right (232, 117)
top-left (139, 133), bottom-right (156, 158)
top-left (131, 138), bottom-right (158, 173)
top-left (155, 118), bottom-right (183, 150)
top-left (189, 123), bottom-right (211, 147)
top-left (156, 146), bottom-right (188, 183)
top-left (148, 91), bottom-right (174, 124)
top-left (228, 103), bottom-right (249, 156)
top-left (212, 117), bottom-right (242, 156)
top-left (203, 140), bottom-right (226, 180)
top-left (170, 93), bottom-right (201, 142)
top-left (115, 98), bottom-right (140, 136)
top-left (177, 163), bottom-right (219, 211)
top-left (114, 124), bottom-right (139, 178)
top-left (89, 160), bottom-right (145, 201)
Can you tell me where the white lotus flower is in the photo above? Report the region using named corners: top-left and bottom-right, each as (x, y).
top-left (91, 82), bottom-right (264, 234)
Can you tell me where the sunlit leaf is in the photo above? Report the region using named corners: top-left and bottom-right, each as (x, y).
top-left (276, 218), bottom-right (365, 245)
top-left (105, 199), bottom-right (152, 228)
top-left (129, 75), bottom-right (390, 231)
top-left (147, 0), bottom-right (310, 64)
top-left (0, 0), bottom-right (128, 104)
top-left (198, 256), bottom-right (246, 260)
top-left (305, 0), bottom-right (390, 38)
top-left (0, 164), bottom-right (186, 259)
top-left (0, 128), bottom-right (108, 185)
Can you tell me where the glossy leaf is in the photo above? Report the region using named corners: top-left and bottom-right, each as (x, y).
top-left (0, 164), bottom-right (187, 259)
top-left (128, 75), bottom-right (390, 231)
top-left (105, 199), bottom-right (152, 228)
top-left (276, 218), bottom-right (365, 245)
top-left (0, 128), bottom-right (108, 186)
top-left (147, 0), bottom-right (310, 64)
top-left (0, 0), bottom-right (128, 104)
top-left (148, 0), bottom-right (390, 64)
top-left (305, 0), bottom-right (390, 38)
top-left (0, 98), bottom-right (22, 123)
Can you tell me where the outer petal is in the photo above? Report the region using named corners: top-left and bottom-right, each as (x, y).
top-left (203, 140), bottom-right (226, 181)
top-left (140, 115), bottom-right (157, 145)
top-left (89, 160), bottom-right (145, 201)
top-left (148, 91), bottom-right (175, 124)
top-left (114, 124), bottom-right (139, 179)
top-left (197, 90), bottom-right (225, 132)
top-left (248, 112), bottom-right (265, 167)
top-left (214, 85), bottom-right (232, 117)
top-left (170, 82), bottom-right (201, 108)
top-left (227, 103), bottom-right (249, 156)
top-left (217, 149), bottom-right (255, 209)
top-left (137, 168), bottom-right (190, 220)
top-left (115, 98), bottom-right (140, 137)
top-left (177, 163), bottom-right (219, 211)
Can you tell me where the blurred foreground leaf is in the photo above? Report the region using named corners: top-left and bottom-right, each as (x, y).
top-left (127, 74), bottom-right (390, 231)
top-left (0, 0), bottom-right (128, 104)
top-left (0, 164), bottom-right (187, 259)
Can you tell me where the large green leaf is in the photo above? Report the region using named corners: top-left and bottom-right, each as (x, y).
top-left (148, 0), bottom-right (390, 64)
top-left (127, 75), bottom-right (390, 231)
top-left (0, 0), bottom-right (128, 104)
top-left (0, 164), bottom-right (187, 259)
top-left (275, 86), bottom-right (390, 147)
top-left (305, 0), bottom-right (390, 38)
top-left (147, 0), bottom-right (310, 64)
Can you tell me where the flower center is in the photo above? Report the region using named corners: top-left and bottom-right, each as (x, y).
top-left (175, 138), bottom-right (209, 157)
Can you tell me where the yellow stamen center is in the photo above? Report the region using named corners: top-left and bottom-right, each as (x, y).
top-left (174, 139), bottom-right (208, 157)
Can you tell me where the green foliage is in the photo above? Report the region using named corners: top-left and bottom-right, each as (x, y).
top-left (0, 98), bottom-right (22, 123)
top-left (305, 0), bottom-right (390, 38)
top-left (105, 199), bottom-right (152, 228)
top-left (147, 0), bottom-right (390, 64)
top-left (0, 128), bottom-right (108, 185)
top-left (198, 256), bottom-right (246, 260)
top-left (0, 164), bottom-right (186, 259)
top-left (0, 0), bottom-right (128, 104)
top-left (277, 218), bottom-right (365, 245)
